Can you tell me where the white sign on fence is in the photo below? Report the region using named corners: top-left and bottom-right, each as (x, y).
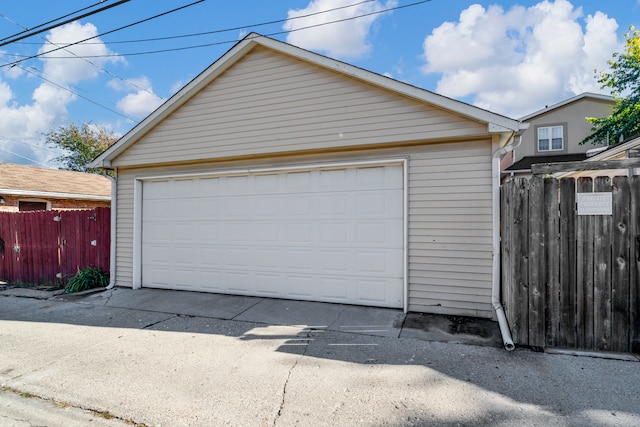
top-left (577, 192), bottom-right (612, 215)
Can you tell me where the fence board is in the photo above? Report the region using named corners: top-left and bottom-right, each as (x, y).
top-left (593, 177), bottom-right (613, 351)
top-left (544, 178), bottom-right (560, 347)
top-left (528, 176), bottom-right (546, 348)
top-left (611, 177), bottom-right (631, 352)
top-left (0, 208), bottom-right (110, 286)
top-left (513, 179), bottom-right (530, 344)
top-left (501, 178), bottom-right (530, 344)
top-left (631, 176), bottom-right (640, 353)
top-left (559, 178), bottom-right (577, 348)
top-left (501, 179), bottom-right (514, 336)
top-left (576, 177), bottom-right (594, 349)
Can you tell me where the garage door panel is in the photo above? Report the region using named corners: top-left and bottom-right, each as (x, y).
top-left (141, 164), bottom-right (404, 308)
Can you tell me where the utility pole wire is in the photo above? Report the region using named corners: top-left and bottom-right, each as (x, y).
top-left (20, 65), bottom-right (139, 122)
top-left (13, 0), bottom-right (432, 60)
top-left (0, 2), bottom-right (164, 100)
top-left (1, 0), bottom-right (205, 69)
top-left (24, 0), bottom-right (378, 46)
top-left (0, 0), bottom-right (131, 47)
top-left (0, 0), bottom-right (120, 43)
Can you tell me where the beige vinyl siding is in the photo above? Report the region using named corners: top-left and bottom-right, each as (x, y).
top-left (113, 46), bottom-right (486, 167)
top-left (112, 139), bottom-right (495, 317)
top-left (407, 141), bottom-right (493, 317)
top-left (114, 173), bottom-right (134, 286)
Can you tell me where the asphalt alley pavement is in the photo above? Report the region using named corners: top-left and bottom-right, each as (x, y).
top-left (0, 287), bottom-right (638, 426)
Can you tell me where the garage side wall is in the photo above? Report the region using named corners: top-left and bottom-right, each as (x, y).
top-left (114, 140), bottom-right (494, 318)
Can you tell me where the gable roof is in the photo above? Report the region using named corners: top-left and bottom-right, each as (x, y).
top-left (0, 163), bottom-right (111, 200)
top-left (519, 92), bottom-right (615, 122)
top-left (91, 33), bottom-right (525, 168)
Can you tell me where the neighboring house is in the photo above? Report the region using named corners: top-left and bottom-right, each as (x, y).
top-left (556, 134), bottom-right (640, 179)
top-left (502, 92), bottom-right (614, 179)
top-left (0, 163), bottom-right (111, 212)
top-left (90, 33), bottom-right (526, 322)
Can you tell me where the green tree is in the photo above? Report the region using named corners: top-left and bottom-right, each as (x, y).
top-left (45, 122), bottom-right (118, 173)
top-left (583, 26), bottom-right (640, 145)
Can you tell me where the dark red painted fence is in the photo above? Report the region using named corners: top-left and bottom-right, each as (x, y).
top-left (0, 208), bottom-right (110, 286)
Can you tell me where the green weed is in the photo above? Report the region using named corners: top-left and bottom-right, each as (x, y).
top-left (64, 267), bottom-right (109, 293)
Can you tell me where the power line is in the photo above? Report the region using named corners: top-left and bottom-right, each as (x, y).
top-left (0, 0), bottom-right (205, 69)
top-left (0, 0), bottom-right (131, 47)
top-left (0, 135), bottom-right (64, 155)
top-left (0, 144), bottom-right (52, 167)
top-left (0, 1), bottom-right (116, 43)
top-left (19, 64), bottom-right (139, 122)
top-left (0, 11), bottom-right (163, 101)
top-left (6, 0), bottom-right (432, 61)
top-left (18, 0), bottom-right (378, 46)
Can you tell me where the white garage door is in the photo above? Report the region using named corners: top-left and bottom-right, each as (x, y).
top-left (141, 163), bottom-right (404, 308)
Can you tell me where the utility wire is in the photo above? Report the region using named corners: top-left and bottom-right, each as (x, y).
top-left (0, 144), bottom-right (52, 167)
top-left (0, 135), bottom-right (63, 155)
top-left (1, 11), bottom-right (163, 100)
top-left (8, 1), bottom-right (431, 61)
top-left (1, 0), bottom-right (375, 100)
top-left (0, 0), bottom-right (119, 43)
top-left (22, 0), bottom-right (378, 46)
top-left (0, 0), bottom-right (131, 47)
top-left (20, 64), bottom-right (139, 122)
top-left (1, 0), bottom-right (205, 68)
top-left (10, 0), bottom-right (432, 61)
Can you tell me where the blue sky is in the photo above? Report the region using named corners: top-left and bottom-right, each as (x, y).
top-left (0, 0), bottom-right (637, 167)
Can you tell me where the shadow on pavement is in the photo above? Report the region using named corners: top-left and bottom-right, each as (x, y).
top-left (0, 286), bottom-right (638, 426)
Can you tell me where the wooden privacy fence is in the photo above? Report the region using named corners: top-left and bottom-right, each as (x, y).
top-left (0, 208), bottom-right (110, 286)
top-left (501, 176), bottom-right (639, 353)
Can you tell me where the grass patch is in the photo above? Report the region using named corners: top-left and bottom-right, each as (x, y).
top-left (64, 267), bottom-right (109, 293)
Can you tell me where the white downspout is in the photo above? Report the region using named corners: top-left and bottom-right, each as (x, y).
top-left (491, 134), bottom-right (522, 351)
top-left (106, 169), bottom-right (117, 290)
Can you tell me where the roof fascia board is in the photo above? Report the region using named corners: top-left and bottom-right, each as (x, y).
top-left (0, 188), bottom-right (111, 201)
top-left (92, 33), bottom-right (523, 167)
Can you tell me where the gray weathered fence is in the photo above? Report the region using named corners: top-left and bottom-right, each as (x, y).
top-left (501, 176), bottom-right (639, 353)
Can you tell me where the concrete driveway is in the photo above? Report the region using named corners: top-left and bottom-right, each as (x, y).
top-left (0, 287), bottom-right (638, 426)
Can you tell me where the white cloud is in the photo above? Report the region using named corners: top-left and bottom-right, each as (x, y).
top-left (0, 22), bottom-right (124, 167)
top-left (421, 0), bottom-right (622, 118)
top-left (0, 81), bottom-right (72, 167)
top-left (39, 21), bottom-right (123, 84)
top-left (110, 76), bottom-right (165, 118)
top-left (171, 80), bottom-right (187, 95)
top-left (284, 0), bottom-right (398, 59)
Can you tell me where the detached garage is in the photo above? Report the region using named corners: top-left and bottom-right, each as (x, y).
top-left (91, 33), bottom-right (525, 321)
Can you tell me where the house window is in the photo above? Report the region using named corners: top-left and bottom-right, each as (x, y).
top-left (18, 201), bottom-right (47, 211)
top-left (538, 126), bottom-right (564, 151)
